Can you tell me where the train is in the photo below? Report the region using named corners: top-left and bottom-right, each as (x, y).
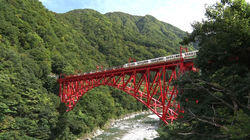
top-left (84, 50), bottom-right (198, 75)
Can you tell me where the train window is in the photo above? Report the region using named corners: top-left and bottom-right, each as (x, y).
top-left (142, 61), bottom-right (148, 64)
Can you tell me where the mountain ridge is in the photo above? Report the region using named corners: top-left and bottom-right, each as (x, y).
top-left (57, 8), bottom-right (188, 64)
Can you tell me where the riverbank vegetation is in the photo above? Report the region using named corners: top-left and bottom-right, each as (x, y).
top-left (156, 0), bottom-right (250, 139)
top-left (0, 0), bottom-right (188, 139)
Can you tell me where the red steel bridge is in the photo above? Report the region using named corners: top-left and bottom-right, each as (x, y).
top-left (58, 47), bottom-right (198, 125)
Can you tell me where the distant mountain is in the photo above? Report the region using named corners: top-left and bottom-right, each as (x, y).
top-left (0, 0), bottom-right (190, 139)
top-left (57, 9), bottom-right (187, 66)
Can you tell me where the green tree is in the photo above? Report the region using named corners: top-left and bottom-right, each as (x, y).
top-left (157, 0), bottom-right (250, 139)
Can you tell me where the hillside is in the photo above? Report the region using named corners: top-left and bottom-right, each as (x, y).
top-left (0, 0), bottom-right (189, 139)
top-left (56, 9), bottom-right (187, 66)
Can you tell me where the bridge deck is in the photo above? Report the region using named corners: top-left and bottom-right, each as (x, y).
top-left (59, 58), bottom-right (194, 82)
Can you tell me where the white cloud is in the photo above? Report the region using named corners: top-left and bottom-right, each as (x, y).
top-left (39, 0), bottom-right (48, 3)
top-left (148, 0), bottom-right (220, 32)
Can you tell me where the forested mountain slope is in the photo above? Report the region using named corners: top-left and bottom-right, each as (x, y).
top-left (0, 0), bottom-right (188, 139)
top-left (56, 9), bottom-right (187, 66)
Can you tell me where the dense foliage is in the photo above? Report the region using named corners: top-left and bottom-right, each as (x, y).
top-left (0, 0), bottom-right (187, 139)
top-left (156, 0), bottom-right (250, 139)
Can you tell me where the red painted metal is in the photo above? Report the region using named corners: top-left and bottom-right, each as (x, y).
top-left (58, 47), bottom-right (195, 125)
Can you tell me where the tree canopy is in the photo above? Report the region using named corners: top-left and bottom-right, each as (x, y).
top-left (157, 0), bottom-right (250, 139)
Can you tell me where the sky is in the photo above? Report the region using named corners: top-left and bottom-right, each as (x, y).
top-left (39, 0), bottom-right (249, 32)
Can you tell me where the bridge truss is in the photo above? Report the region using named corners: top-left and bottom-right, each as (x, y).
top-left (58, 47), bottom-right (196, 124)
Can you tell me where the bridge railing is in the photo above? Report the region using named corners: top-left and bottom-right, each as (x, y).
top-left (76, 50), bottom-right (198, 77)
